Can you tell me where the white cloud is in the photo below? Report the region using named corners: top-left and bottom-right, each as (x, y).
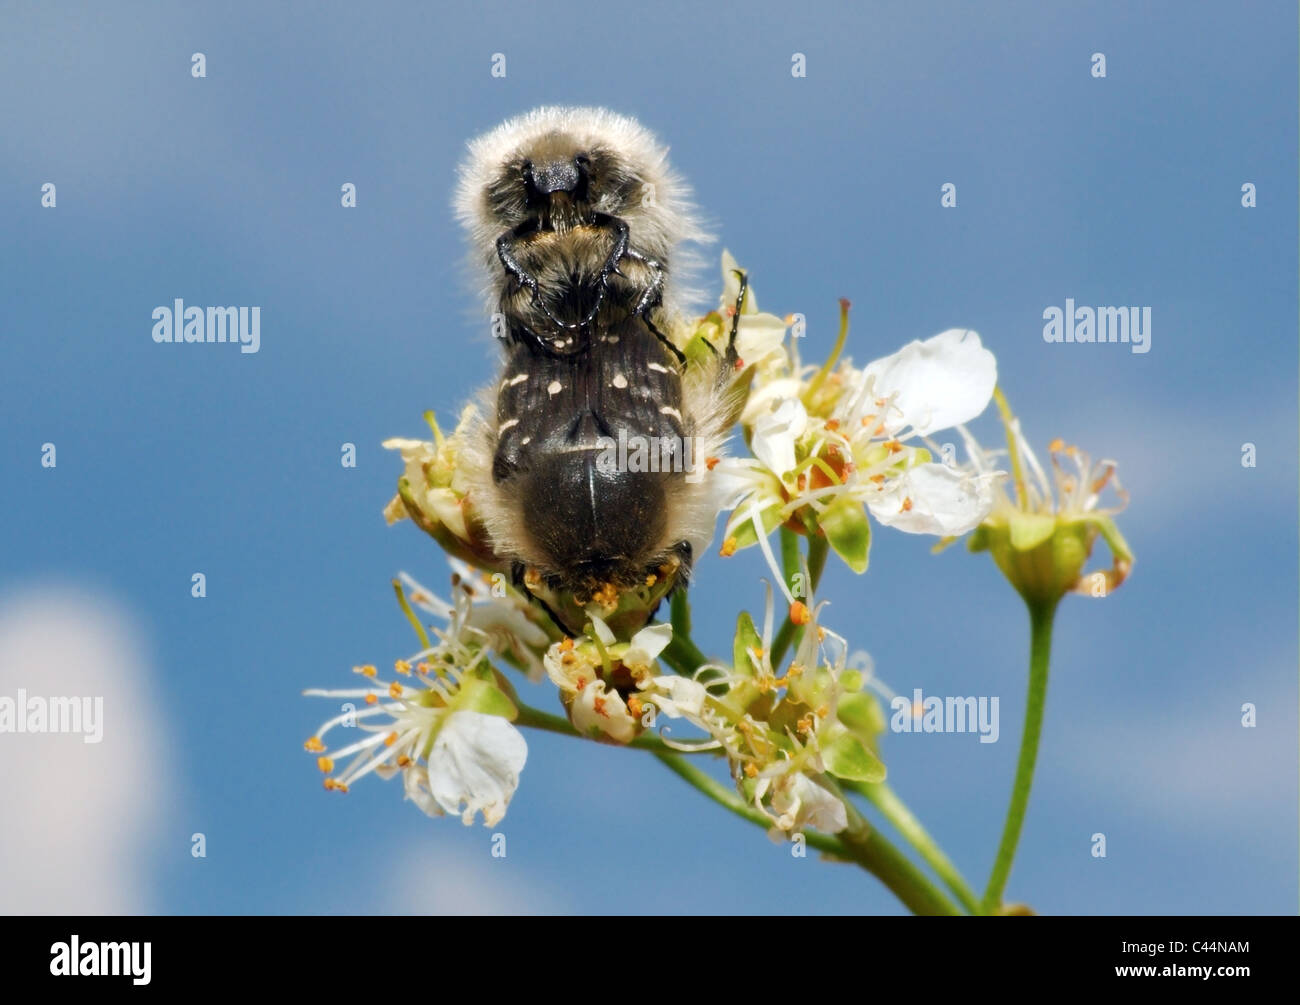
top-left (382, 844), bottom-right (570, 915)
top-left (0, 586), bottom-right (169, 914)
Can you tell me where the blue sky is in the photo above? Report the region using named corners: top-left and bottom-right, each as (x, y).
top-left (1, 0), bottom-right (1295, 915)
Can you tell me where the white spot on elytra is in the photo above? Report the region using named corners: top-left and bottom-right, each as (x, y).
top-left (508, 373), bottom-right (528, 386)
top-left (602, 335), bottom-right (620, 345)
top-left (499, 418), bottom-right (519, 432)
top-left (659, 406), bottom-right (682, 420)
top-left (612, 374), bottom-right (628, 389)
top-left (648, 363), bottom-right (669, 374)
top-left (547, 380), bottom-right (562, 395)
top-left (521, 436), bottom-right (531, 445)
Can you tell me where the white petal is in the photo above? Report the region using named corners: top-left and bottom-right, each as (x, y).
top-left (646, 676), bottom-right (708, 719)
top-left (770, 774), bottom-right (847, 835)
top-left (734, 312), bottom-right (788, 366)
top-left (382, 437), bottom-right (430, 452)
top-left (720, 249), bottom-right (750, 311)
top-left (402, 764), bottom-right (445, 819)
top-left (868, 463), bottom-right (1000, 536)
top-left (571, 680), bottom-right (638, 744)
top-left (426, 711), bottom-right (528, 827)
top-left (862, 329), bottom-right (996, 437)
top-left (626, 622), bottom-right (673, 665)
top-left (751, 398), bottom-right (807, 480)
top-left (426, 487), bottom-right (469, 540)
top-left (588, 613), bottom-right (616, 646)
top-left (740, 378), bottom-right (804, 426)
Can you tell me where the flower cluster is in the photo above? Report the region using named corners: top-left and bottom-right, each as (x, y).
top-left (540, 582), bottom-right (888, 839)
top-left (303, 567), bottom-right (544, 826)
top-left (713, 251), bottom-right (1004, 577)
top-left (302, 250), bottom-right (1130, 863)
top-left (960, 393), bottom-right (1133, 607)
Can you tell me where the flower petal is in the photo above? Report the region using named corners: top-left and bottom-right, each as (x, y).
top-left (868, 463), bottom-right (1000, 536)
top-left (426, 711), bottom-right (528, 827)
top-left (862, 329), bottom-right (996, 437)
top-left (571, 680), bottom-right (638, 744)
top-left (646, 675), bottom-right (708, 719)
top-left (751, 398), bottom-right (808, 480)
top-left (626, 622), bottom-right (673, 665)
top-left (770, 773), bottom-right (847, 835)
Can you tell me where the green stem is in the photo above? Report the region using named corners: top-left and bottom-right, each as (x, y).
top-left (656, 754), bottom-right (959, 916)
top-left (670, 589), bottom-right (692, 638)
top-left (779, 526), bottom-right (801, 589)
top-left (514, 702), bottom-right (706, 755)
top-left (982, 598), bottom-right (1058, 914)
top-left (770, 533), bottom-right (829, 668)
top-left (847, 780), bottom-right (981, 915)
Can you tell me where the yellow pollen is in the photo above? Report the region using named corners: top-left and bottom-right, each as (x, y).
top-left (416, 662), bottom-right (431, 673)
top-left (562, 651), bottom-right (576, 666)
top-left (388, 682), bottom-right (404, 698)
top-left (559, 637), bottom-right (575, 652)
top-left (900, 497), bottom-right (913, 512)
top-left (743, 762), bottom-right (759, 778)
top-left (1048, 437), bottom-right (1065, 452)
top-left (304, 737), bottom-right (325, 753)
top-left (592, 581), bottom-right (620, 609)
top-left (706, 456), bottom-right (721, 471)
top-left (886, 440), bottom-right (903, 454)
top-left (365, 694), bottom-right (378, 705)
top-left (816, 704), bottom-right (829, 718)
top-left (357, 664), bottom-right (377, 678)
top-left (720, 536), bottom-right (738, 557)
top-left (790, 601), bottom-right (811, 626)
top-left (645, 573), bottom-right (657, 587)
top-left (825, 419), bottom-right (840, 432)
top-left (396, 755), bottom-right (412, 767)
top-left (316, 756), bottom-right (334, 773)
top-left (394, 659), bottom-right (412, 675)
top-left (627, 695), bottom-right (644, 717)
top-left (384, 732), bottom-right (398, 747)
